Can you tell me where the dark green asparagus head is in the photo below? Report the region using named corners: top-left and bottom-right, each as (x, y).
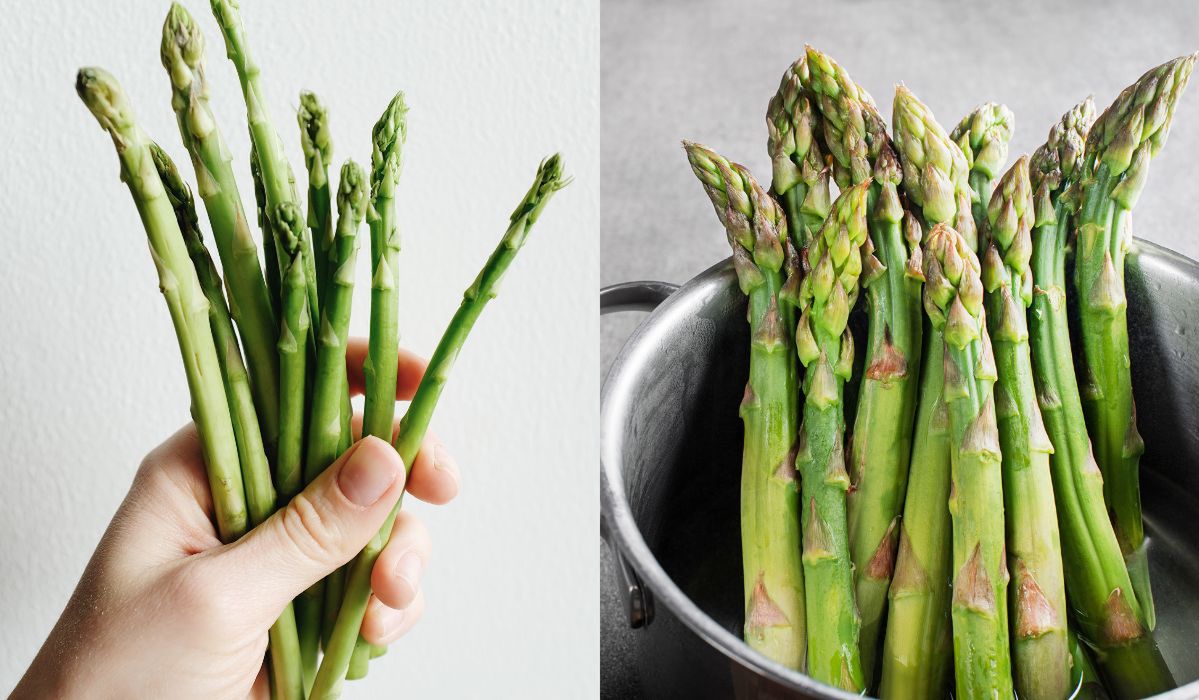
top-left (161, 3), bottom-right (209, 114)
top-left (924, 223), bottom-right (985, 350)
top-left (981, 157), bottom-right (1034, 328)
top-left (795, 181), bottom-right (871, 369)
top-left (685, 141), bottom-right (789, 295)
top-left (1030, 96), bottom-right (1096, 228)
top-left (892, 86), bottom-right (976, 246)
top-left (298, 91), bottom-right (333, 188)
top-left (336, 160), bottom-right (369, 228)
top-left (370, 91), bottom-right (409, 200)
top-left (1086, 53), bottom-right (1196, 209)
top-left (950, 102), bottom-right (1015, 181)
top-left (767, 57), bottom-right (827, 199)
top-left (149, 142), bottom-right (203, 248)
top-left (76, 67), bottom-right (137, 146)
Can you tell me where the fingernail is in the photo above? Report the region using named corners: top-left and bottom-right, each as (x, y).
top-left (339, 440), bottom-right (400, 506)
top-left (433, 444), bottom-right (460, 487)
top-left (394, 550), bottom-right (424, 602)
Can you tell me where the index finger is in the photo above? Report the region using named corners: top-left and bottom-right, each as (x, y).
top-left (345, 337), bottom-right (428, 400)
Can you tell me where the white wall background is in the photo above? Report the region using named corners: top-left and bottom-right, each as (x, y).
top-left (0, 1), bottom-right (598, 696)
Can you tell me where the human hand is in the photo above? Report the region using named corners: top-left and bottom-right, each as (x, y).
top-left (12, 339), bottom-right (461, 699)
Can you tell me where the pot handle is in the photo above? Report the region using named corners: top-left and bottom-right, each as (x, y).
top-left (599, 280), bottom-right (677, 629)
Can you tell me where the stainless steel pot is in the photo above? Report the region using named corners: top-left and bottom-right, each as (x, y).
top-left (601, 239), bottom-right (1199, 699)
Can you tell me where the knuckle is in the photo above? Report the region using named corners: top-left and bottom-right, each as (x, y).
top-left (278, 493), bottom-right (340, 566)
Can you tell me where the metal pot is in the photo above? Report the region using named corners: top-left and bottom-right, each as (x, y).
top-left (601, 239), bottom-right (1199, 699)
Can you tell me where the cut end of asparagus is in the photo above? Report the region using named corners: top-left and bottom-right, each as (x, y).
top-left (370, 91), bottom-right (410, 197)
top-left (923, 223), bottom-right (984, 348)
top-left (299, 90), bottom-right (333, 188)
top-left (892, 84), bottom-right (971, 226)
top-left (950, 102), bottom-right (1015, 180)
top-left (76, 67), bottom-right (136, 143)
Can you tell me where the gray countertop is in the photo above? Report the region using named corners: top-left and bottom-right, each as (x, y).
top-left (601, 1), bottom-right (1199, 695)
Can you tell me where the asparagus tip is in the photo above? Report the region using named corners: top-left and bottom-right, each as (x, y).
top-left (337, 159), bottom-right (369, 222)
top-left (76, 67), bottom-right (134, 139)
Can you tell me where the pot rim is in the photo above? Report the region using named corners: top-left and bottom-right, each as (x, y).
top-left (600, 238), bottom-right (1199, 699)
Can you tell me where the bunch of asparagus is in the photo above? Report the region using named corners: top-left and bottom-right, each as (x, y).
top-left (686, 46), bottom-right (1194, 699)
top-left (76, 3), bottom-right (567, 699)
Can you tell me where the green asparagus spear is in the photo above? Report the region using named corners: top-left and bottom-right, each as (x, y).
top-left (209, 0), bottom-right (319, 329)
top-left (305, 161), bottom-right (366, 483)
top-left (1029, 97), bottom-right (1174, 698)
top-left (361, 92), bottom-right (407, 444)
top-left (800, 48), bottom-right (924, 687)
top-left (77, 67), bottom-right (248, 542)
top-left (681, 142), bottom-right (805, 672)
top-left (767, 56), bottom-right (832, 250)
top-left (160, 3), bottom-right (281, 460)
top-left (151, 142), bottom-right (306, 700)
top-left (794, 181), bottom-right (872, 690)
top-left (951, 103), bottom-right (1015, 229)
top-left (923, 222), bottom-right (1011, 700)
top-left (250, 145), bottom-right (281, 317)
top-left (298, 91), bottom-right (334, 304)
top-left (274, 202), bottom-right (311, 501)
top-left (980, 156), bottom-right (1070, 700)
top-left (1075, 54), bottom-right (1196, 632)
top-left (879, 85), bottom-right (974, 700)
top-left (311, 155), bottom-right (569, 699)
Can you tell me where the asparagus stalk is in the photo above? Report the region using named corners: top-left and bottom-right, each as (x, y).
top-left (299, 161), bottom-right (365, 689)
top-left (681, 142), bottom-right (805, 672)
top-left (1029, 98), bottom-right (1174, 698)
top-left (767, 57), bottom-right (832, 250)
top-left (305, 161), bottom-right (366, 483)
top-left (951, 103), bottom-right (1015, 230)
top-left (801, 48), bottom-right (924, 686)
top-left (77, 67), bottom-right (248, 542)
top-left (793, 181), bottom-right (872, 690)
top-left (151, 142), bottom-right (307, 700)
top-left (250, 145), bottom-right (281, 317)
top-left (1075, 54), bottom-right (1196, 632)
top-left (361, 92), bottom-right (407, 444)
top-left (274, 202), bottom-right (311, 500)
top-left (298, 91), bottom-right (334, 304)
top-left (210, 0), bottom-right (319, 329)
top-left (311, 154), bottom-right (569, 699)
top-left (980, 156), bottom-right (1070, 699)
top-left (879, 85), bottom-right (974, 700)
top-left (160, 3), bottom-right (281, 459)
top-left (1069, 627), bottom-right (1111, 700)
top-left (923, 222), bottom-right (1011, 700)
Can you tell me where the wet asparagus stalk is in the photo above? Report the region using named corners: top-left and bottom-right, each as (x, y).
top-left (311, 155), bottom-right (569, 699)
top-left (801, 48), bottom-right (924, 687)
top-left (1075, 54), bottom-right (1197, 631)
top-left (923, 222), bottom-right (1011, 700)
top-left (981, 156), bottom-right (1070, 700)
top-left (879, 85), bottom-right (975, 700)
top-left (160, 3), bottom-right (280, 459)
top-left (1029, 97), bottom-right (1174, 699)
top-left (794, 181), bottom-right (872, 690)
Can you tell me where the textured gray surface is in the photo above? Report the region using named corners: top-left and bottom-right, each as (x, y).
top-left (601, 0), bottom-right (1199, 695)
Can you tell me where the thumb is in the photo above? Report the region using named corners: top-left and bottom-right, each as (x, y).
top-left (216, 436), bottom-right (405, 616)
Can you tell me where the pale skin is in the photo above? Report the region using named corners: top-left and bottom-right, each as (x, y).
top-left (13, 339), bottom-right (460, 699)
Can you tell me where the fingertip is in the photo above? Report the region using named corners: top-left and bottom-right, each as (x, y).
top-left (404, 436), bottom-right (459, 505)
top-left (335, 437), bottom-right (405, 508)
